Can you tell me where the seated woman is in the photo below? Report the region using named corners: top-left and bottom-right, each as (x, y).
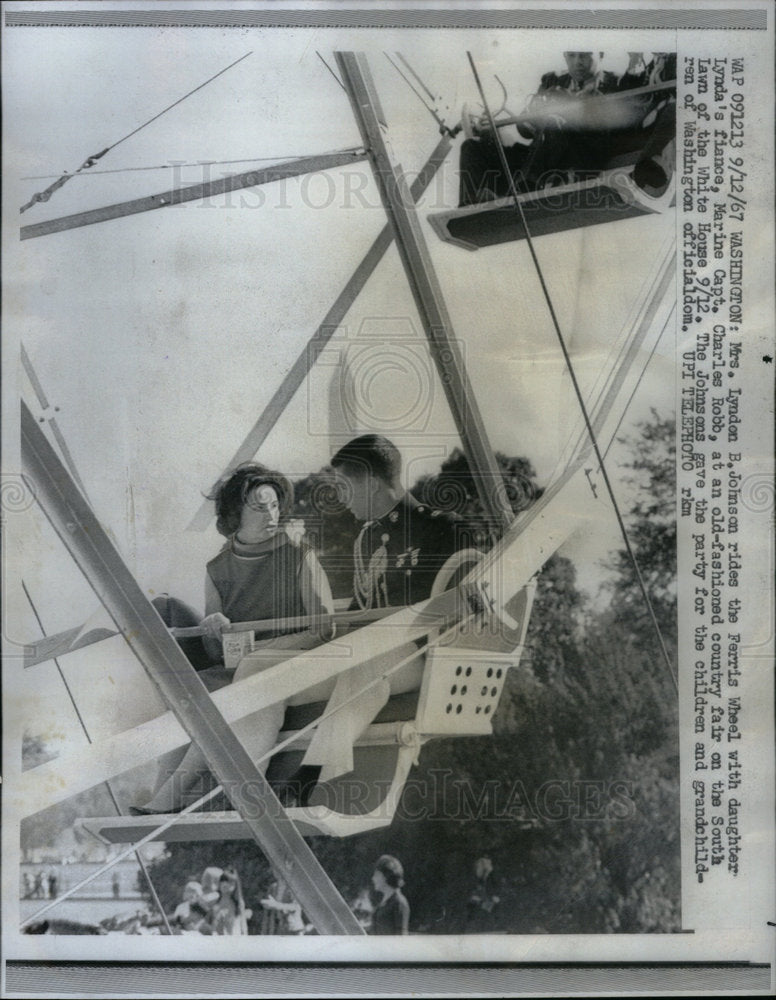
top-left (133, 463), bottom-right (333, 814)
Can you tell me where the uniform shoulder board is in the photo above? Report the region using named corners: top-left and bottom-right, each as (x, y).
top-left (430, 506), bottom-right (462, 522)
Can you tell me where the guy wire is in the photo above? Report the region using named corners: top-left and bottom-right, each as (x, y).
top-left (21, 51), bottom-right (253, 213)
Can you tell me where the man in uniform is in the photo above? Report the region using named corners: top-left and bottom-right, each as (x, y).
top-left (330, 434), bottom-right (467, 609)
top-left (292, 435), bottom-right (473, 800)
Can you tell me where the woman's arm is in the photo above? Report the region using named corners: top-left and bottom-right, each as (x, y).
top-left (299, 548), bottom-right (334, 616)
top-left (298, 547), bottom-right (336, 643)
top-left (202, 573), bottom-right (230, 662)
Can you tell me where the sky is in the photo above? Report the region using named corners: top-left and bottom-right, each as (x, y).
top-left (4, 24), bottom-right (678, 749)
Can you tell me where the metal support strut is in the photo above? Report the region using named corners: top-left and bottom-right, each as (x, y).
top-left (335, 51), bottom-right (513, 533)
top-left (20, 400), bottom-right (364, 936)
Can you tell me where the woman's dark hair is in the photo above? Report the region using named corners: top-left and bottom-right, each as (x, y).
top-left (207, 463), bottom-right (293, 538)
top-left (330, 435), bottom-right (402, 488)
top-left (374, 854), bottom-right (404, 889)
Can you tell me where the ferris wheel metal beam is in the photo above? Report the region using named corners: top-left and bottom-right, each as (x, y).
top-left (20, 213), bottom-right (674, 822)
top-left (336, 51), bottom-right (514, 533)
top-left (20, 149), bottom-right (367, 241)
top-left (20, 400), bottom-right (364, 936)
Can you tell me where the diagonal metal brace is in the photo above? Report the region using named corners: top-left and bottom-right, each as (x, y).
top-left (187, 131), bottom-right (453, 531)
top-left (336, 51), bottom-right (513, 533)
top-left (20, 400), bottom-right (363, 935)
top-left (21, 149), bottom-right (367, 241)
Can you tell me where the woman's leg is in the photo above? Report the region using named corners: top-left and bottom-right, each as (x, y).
top-left (137, 742), bottom-right (212, 813)
top-left (136, 700), bottom-right (286, 813)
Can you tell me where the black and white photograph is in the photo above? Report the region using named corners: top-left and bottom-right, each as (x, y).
top-left (2, 2), bottom-right (773, 996)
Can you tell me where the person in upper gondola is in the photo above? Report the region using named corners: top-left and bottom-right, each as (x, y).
top-left (611, 51), bottom-right (677, 196)
top-left (132, 463), bottom-right (334, 814)
top-left (458, 50), bottom-right (669, 205)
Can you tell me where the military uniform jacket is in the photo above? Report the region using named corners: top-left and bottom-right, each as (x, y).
top-left (536, 69), bottom-right (622, 98)
top-left (352, 493), bottom-right (464, 609)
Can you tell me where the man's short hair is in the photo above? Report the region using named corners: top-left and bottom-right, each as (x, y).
top-left (330, 434), bottom-right (402, 488)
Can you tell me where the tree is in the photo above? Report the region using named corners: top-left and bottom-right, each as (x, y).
top-left (606, 409), bottom-right (677, 640)
top-left (292, 467), bottom-right (359, 599)
top-left (412, 447), bottom-right (542, 545)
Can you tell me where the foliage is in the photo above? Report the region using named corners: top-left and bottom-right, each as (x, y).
top-left (412, 447), bottom-right (542, 544)
top-left (21, 734), bottom-right (157, 859)
top-left (292, 468), bottom-right (359, 599)
top-left (605, 408), bottom-right (677, 640)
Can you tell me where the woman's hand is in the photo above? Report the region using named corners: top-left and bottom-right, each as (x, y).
top-left (200, 612), bottom-right (230, 640)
